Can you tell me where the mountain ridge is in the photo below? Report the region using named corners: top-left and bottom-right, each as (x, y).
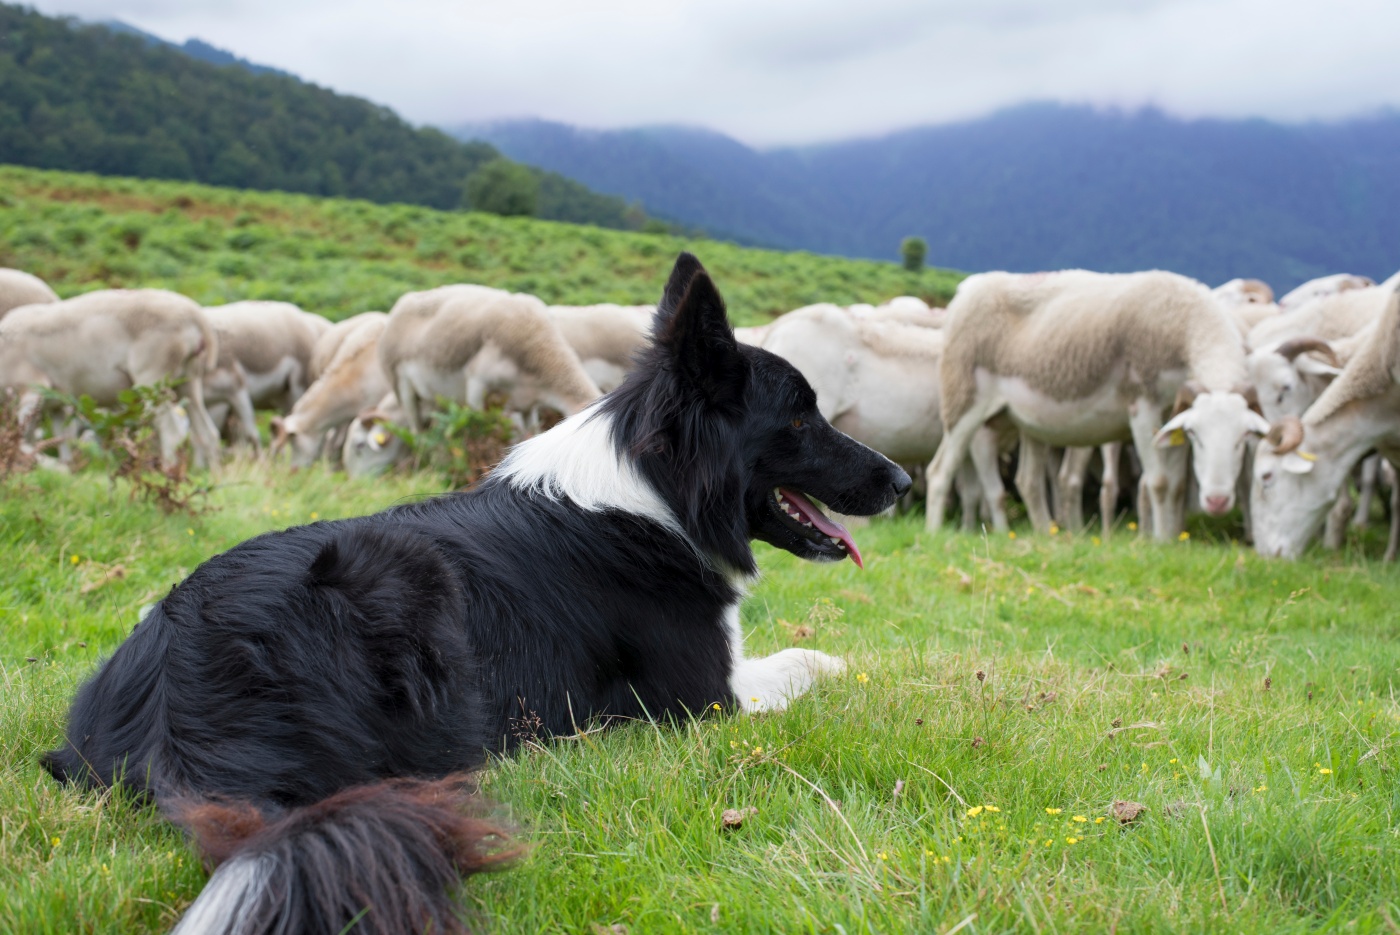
top-left (457, 105), bottom-right (1400, 290)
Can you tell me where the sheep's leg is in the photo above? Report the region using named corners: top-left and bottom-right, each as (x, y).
top-left (1057, 447), bottom-right (1093, 533)
top-left (1385, 461), bottom-right (1400, 562)
top-left (1099, 442), bottom-right (1121, 540)
top-left (926, 399), bottom-right (1001, 531)
top-left (955, 458), bottom-right (981, 532)
top-left (970, 426), bottom-right (1008, 532)
top-left (1323, 490), bottom-right (1354, 550)
top-left (1015, 434), bottom-right (1054, 534)
top-left (182, 374), bottom-right (222, 470)
top-left (396, 371), bottom-right (423, 433)
top-left (1129, 397), bottom-right (1186, 541)
top-left (1351, 454), bottom-right (1380, 529)
top-left (229, 388), bottom-right (262, 453)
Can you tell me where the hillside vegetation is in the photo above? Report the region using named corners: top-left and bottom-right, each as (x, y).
top-left (0, 3), bottom-right (640, 229)
top-left (0, 164), bottom-right (963, 322)
top-left (2, 465), bottom-right (1398, 932)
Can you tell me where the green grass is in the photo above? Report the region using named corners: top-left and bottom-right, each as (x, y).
top-left (0, 164), bottom-right (964, 325)
top-left (3, 463), bottom-right (1398, 933)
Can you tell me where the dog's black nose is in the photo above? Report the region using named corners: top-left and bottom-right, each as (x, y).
top-left (892, 468), bottom-right (913, 499)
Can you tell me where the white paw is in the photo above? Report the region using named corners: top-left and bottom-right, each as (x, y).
top-left (731, 649), bottom-right (847, 714)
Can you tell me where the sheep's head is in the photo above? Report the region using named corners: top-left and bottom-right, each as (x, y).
top-left (1154, 382), bottom-right (1270, 516)
top-left (269, 415), bottom-right (324, 469)
top-left (1250, 415), bottom-right (1344, 559)
top-left (343, 408), bottom-right (406, 478)
top-left (1245, 337), bottom-right (1342, 423)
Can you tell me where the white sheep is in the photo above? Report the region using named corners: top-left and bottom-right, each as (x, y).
top-left (0, 268), bottom-right (59, 320)
top-left (927, 270), bottom-right (1268, 541)
top-left (545, 304), bottom-right (653, 392)
top-left (271, 312), bottom-right (391, 468)
top-left (1277, 273), bottom-right (1375, 311)
top-left (0, 289), bottom-right (221, 467)
top-left (1252, 283), bottom-right (1400, 560)
top-left (379, 284), bottom-right (601, 432)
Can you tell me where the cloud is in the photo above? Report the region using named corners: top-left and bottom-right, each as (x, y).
top-left (29, 0), bottom-right (1400, 145)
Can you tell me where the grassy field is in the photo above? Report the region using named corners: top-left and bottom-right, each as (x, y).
top-left (0, 164), bottom-right (964, 325)
top-left (3, 463), bottom-right (1398, 933)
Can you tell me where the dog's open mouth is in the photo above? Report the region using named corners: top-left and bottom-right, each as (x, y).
top-left (773, 488), bottom-right (864, 568)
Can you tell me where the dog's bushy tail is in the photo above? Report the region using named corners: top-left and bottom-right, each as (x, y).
top-left (166, 775), bottom-right (513, 935)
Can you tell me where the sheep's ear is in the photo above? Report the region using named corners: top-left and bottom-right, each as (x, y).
top-left (1246, 411), bottom-right (1272, 436)
top-left (653, 253), bottom-right (744, 405)
top-left (1296, 355), bottom-right (1342, 378)
top-left (1281, 452), bottom-right (1316, 475)
top-left (1154, 411), bottom-right (1191, 448)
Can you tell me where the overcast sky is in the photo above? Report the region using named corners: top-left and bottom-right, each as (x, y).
top-left (27, 0), bottom-right (1400, 146)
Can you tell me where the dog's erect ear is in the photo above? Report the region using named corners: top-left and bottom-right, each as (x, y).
top-left (653, 253), bottom-right (745, 405)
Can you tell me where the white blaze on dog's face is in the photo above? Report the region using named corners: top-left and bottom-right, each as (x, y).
top-left (1155, 392), bottom-right (1270, 516)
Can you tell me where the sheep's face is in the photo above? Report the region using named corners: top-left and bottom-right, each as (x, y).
top-left (1245, 349), bottom-right (1341, 423)
top-left (1155, 392), bottom-right (1270, 516)
top-left (343, 415), bottom-right (404, 478)
top-left (1250, 440), bottom-right (1339, 559)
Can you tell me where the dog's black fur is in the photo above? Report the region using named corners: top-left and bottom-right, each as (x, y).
top-left (43, 254), bottom-right (910, 934)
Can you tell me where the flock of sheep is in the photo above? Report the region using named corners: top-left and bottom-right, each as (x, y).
top-left (2, 262), bottom-right (1397, 561)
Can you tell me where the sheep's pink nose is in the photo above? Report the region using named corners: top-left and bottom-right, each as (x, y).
top-left (1205, 495), bottom-right (1231, 515)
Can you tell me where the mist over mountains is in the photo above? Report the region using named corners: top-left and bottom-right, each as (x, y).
top-left (458, 105), bottom-right (1400, 291)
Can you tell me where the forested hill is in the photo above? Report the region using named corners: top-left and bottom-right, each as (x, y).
top-left (462, 105), bottom-right (1400, 290)
top-left (0, 3), bottom-right (643, 229)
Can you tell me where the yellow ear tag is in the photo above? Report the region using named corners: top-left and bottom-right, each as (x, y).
top-left (1168, 428), bottom-right (1186, 447)
top-left (373, 431), bottom-right (389, 446)
top-left (1297, 450), bottom-right (1317, 462)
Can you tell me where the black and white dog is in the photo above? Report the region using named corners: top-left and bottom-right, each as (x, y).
top-left (44, 254), bottom-right (910, 934)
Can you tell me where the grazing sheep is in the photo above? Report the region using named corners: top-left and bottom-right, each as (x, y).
top-left (1252, 283), bottom-right (1400, 560)
top-left (0, 289), bottom-right (221, 466)
top-left (927, 270), bottom-right (1268, 541)
top-left (271, 312), bottom-right (390, 468)
top-left (379, 284), bottom-right (601, 432)
top-left (545, 304), bottom-right (653, 392)
top-left (758, 302), bottom-right (1007, 530)
top-left (1277, 273), bottom-right (1375, 311)
top-left (341, 393), bottom-right (408, 478)
top-left (0, 268), bottom-right (58, 320)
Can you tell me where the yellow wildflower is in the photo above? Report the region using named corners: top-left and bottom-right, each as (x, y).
top-left (1049, 523), bottom-right (1060, 536)
top-left (310, 512), bottom-right (319, 520)
top-left (966, 806), bottom-right (984, 817)
top-left (878, 852), bottom-right (888, 861)
top-left (1128, 521), bottom-right (1138, 531)
top-left (1178, 531), bottom-right (1190, 541)
top-left (1319, 767), bottom-right (1332, 775)
top-left (1253, 784), bottom-right (1267, 793)
top-left (69, 554), bottom-right (79, 565)
top-left (856, 672), bottom-right (869, 683)
top-left (712, 703), bottom-right (722, 710)
top-left (1169, 758), bottom-right (1178, 764)
top-left (1094, 817), bottom-right (1106, 824)
top-left (1066, 836), bottom-right (1079, 844)
top-left (1045, 808), bottom-right (1062, 815)
top-left (983, 805), bottom-right (1000, 813)
top-left (50, 837), bottom-right (60, 848)
top-left (1044, 839), bottom-right (1053, 847)
top-left (942, 855), bottom-right (952, 864)
top-left (1008, 531), bottom-right (1017, 539)
top-left (1092, 536), bottom-right (1101, 546)
top-left (1072, 815), bottom-right (1087, 823)
top-left (750, 696), bottom-right (759, 703)
top-left (187, 528), bottom-right (194, 536)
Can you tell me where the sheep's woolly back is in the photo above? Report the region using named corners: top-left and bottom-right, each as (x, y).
top-left (0, 268), bottom-right (58, 319)
top-left (310, 312), bottom-right (388, 381)
top-left (1248, 287), bottom-right (1392, 349)
top-left (546, 305), bottom-right (653, 367)
top-left (381, 284), bottom-right (599, 407)
top-left (203, 301), bottom-right (323, 376)
top-left (286, 314), bottom-right (391, 434)
top-left (940, 270), bottom-right (1244, 425)
top-left (853, 315), bottom-right (945, 361)
top-left (1304, 287), bottom-right (1400, 428)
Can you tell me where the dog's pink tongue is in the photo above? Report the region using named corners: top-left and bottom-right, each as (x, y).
top-left (779, 488), bottom-right (864, 569)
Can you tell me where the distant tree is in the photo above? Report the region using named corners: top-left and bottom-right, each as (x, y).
top-left (901, 236), bottom-right (927, 273)
top-left (464, 159), bottom-right (539, 217)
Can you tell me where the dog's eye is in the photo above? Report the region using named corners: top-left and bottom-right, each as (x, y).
top-left (791, 418), bottom-right (804, 429)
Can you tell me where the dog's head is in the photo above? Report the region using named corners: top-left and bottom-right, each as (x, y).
top-left (605, 253), bottom-right (911, 574)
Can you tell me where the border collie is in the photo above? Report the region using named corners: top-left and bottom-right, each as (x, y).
top-left (43, 254), bottom-right (911, 934)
